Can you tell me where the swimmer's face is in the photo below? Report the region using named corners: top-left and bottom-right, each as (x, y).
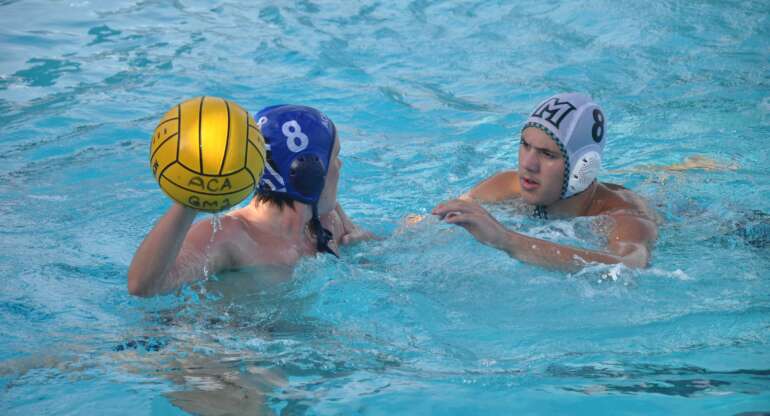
top-left (318, 135), bottom-right (341, 214)
top-left (518, 127), bottom-right (565, 205)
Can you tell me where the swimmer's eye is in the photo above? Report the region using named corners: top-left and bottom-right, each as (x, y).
top-left (519, 139), bottom-right (530, 149)
top-left (542, 150), bottom-right (558, 159)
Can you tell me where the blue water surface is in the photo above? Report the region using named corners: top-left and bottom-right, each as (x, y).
top-left (1, 1), bottom-right (769, 415)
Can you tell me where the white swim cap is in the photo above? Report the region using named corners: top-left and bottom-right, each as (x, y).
top-left (523, 93), bottom-right (606, 199)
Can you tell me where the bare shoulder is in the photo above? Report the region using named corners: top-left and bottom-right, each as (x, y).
top-left (204, 211), bottom-right (287, 267)
top-left (593, 182), bottom-right (660, 223)
top-left (593, 183), bottom-right (660, 260)
top-left (189, 212), bottom-right (249, 243)
top-left (183, 213), bottom-right (251, 262)
top-left (467, 170), bottom-right (521, 202)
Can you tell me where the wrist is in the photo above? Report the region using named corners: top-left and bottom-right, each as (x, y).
top-left (172, 202), bottom-right (199, 220)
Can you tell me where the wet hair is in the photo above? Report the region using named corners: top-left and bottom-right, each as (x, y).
top-left (254, 191), bottom-right (295, 210)
top-left (252, 190), bottom-right (337, 257)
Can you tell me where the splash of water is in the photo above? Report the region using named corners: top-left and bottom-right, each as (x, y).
top-left (202, 213), bottom-right (223, 278)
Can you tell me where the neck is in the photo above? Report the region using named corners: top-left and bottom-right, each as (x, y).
top-left (542, 181), bottom-right (598, 219)
top-left (245, 198), bottom-right (314, 239)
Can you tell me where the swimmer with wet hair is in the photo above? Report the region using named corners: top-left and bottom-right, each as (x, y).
top-left (128, 105), bottom-right (373, 297)
top-left (433, 93), bottom-right (659, 271)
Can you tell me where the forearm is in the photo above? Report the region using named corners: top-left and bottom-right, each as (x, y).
top-left (127, 203), bottom-right (197, 296)
top-left (495, 230), bottom-right (625, 272)
top-left (335, 203), bottom-right (377, 245)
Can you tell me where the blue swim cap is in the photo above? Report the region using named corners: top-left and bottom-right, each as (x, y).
top-left (256, 104), bottom-right (336, 204)
top-left (255, 104), bottom-right (338, 257)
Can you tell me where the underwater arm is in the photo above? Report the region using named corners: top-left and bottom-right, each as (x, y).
top-left (127, 203), bottom-right (233, 297)
top-left (433, 199), bottom-right (654, 272)
top-left (612, 156), bottom-right (739, 174)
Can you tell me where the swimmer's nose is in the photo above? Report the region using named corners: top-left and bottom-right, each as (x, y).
top-left (520, 147), bottom-right (539, 173)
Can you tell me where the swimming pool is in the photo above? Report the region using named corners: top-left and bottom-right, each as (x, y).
top-left (1, 0), bottom-right (769, 414)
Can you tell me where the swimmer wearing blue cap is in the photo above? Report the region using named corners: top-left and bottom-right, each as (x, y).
top-left (128, 105), bottom-right (373, 297)
top-left (433, 93), bottom-right (659, 271)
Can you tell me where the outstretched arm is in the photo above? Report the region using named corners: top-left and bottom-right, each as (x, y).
top-left (400, 170), bottom-right (521, 228)
top-left (127, 204), bottom-right (233, 297)
top-left (612, 155), bottom-right (739, 174)
top-left (432, 199), bottom-right (656, 272)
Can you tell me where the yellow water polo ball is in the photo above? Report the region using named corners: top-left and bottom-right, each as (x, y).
top-left (149, 96), bottom-right (266, 212)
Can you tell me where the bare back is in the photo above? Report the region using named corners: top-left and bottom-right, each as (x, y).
top-left (197, 207), bottom-right (348, 272)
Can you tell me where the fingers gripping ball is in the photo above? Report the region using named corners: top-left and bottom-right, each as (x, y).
top-left (149, 97), bottom-right (266, 212)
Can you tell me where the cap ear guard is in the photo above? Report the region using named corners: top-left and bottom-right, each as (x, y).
top-left (566, 150), bottom-right (601, 197)
top-left (289, 153), bottom-right (326, 200)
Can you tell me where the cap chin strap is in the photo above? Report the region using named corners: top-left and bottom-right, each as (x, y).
top-left (309, 204), bottom-right (339, 258)
top-left (533, 179), bottom-right (596, 220)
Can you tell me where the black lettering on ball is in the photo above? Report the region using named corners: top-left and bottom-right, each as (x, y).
top-left (188, 176), bottom-right (204, 189)
top-left (206, 178), bottom-right (219, 192)
top-left (199, 198), bottom-right (232, 210)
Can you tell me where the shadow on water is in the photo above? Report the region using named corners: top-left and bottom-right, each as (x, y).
top-left (550, 362), bottom-right (770, 398)
top-left (12, 58), bottom-right (81, 88)
top-left (0, 287), bottom-right (366, 415)
top-left (102, 270), bottom-right (409, 415)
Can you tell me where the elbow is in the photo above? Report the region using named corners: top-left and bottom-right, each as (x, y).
top-left (621, 259), bottom-right (648, 269)
top-left (127, 277), bottom-right (148, 297)
top-left (620, 253), bottom-right (650, 269)
top-left (612, 243), bottom-right (651, 269)
top-left (127, 269), bottom-right (154, 297)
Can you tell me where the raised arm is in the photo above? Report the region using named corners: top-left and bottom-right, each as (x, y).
top-left (432, 199), bottom-right (657, 272)
top-left (127, 203), bottom-right (234, 297)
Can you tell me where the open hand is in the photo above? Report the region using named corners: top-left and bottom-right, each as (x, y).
top-left (432, 199), bottom-right (509, 249)
top-left (340, 227), bottom-right (378, 245)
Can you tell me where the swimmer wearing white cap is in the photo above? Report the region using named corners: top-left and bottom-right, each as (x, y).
top-left (433, 93), bottom-right (658, 271)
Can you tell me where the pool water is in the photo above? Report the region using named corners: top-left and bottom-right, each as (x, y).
top-left (1, 1), bottom-right (769, 414)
